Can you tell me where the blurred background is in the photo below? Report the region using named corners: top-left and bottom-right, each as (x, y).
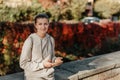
top-left (1, 0), bottom-right (120, 76)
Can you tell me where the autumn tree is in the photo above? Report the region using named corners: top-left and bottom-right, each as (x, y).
top-left (94, 0), bottom-right (120, 18)
top-left (47, 0), bottom-right (87, 21)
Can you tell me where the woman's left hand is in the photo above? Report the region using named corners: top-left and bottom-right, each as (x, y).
top-left (52, 57), bottom-right (63, 67)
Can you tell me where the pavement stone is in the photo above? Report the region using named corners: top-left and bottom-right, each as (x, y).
top-left (1, 51), bottom-right (120, 80)
top-left (0, 72), bottom-right (24, 80)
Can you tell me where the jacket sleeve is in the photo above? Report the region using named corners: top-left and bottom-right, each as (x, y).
top-left (19, 37), bottom-right (44, 71)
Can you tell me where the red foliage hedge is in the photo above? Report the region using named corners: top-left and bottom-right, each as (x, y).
top-left (1, 22), bottom-right (120, 58)
top-left (1, 21), bottom-right (120, 75)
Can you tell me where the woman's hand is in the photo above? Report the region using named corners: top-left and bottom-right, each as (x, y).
top-left (43, 60), bottom-right (53, 68)
top-left (52, 57), bottom-right (63, 67)
top-left (43, 57), bottom-right (63, 68)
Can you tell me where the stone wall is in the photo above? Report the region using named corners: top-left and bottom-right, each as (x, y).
top-left (82, 68), bottom-right (120, 80)
top-left (0, 51), bottom-right (120, 80)
top-left (55, 51), bottom-right (120, 80)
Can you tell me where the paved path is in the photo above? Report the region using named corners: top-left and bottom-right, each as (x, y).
top-left (1, 51), bottom-right (120, 80)
top-left (0, 72), bottom-right (24, 80)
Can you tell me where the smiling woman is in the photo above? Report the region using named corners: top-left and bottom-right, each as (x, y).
top-left (19, 13), bottom-right (63, 80)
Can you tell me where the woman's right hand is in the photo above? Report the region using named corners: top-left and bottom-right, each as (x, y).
top-left (43, 60), bottom-right (53, 68)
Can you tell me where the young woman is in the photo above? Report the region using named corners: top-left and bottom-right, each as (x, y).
top-left (20, 13), bottom-right (63, 80)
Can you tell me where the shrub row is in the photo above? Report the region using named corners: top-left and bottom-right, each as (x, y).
top-left (0, 22), bottom-right (120, 75)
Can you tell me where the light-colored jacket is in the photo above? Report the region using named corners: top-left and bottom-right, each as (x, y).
top-left (19, 33), bottom-right (56, 78)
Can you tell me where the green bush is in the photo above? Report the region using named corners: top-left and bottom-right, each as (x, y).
top-left (0, 0), bottom-right (88, 22)
top-left (0, 4), bottom-right (45, 22)
top-left (47, 0), bottom-right (87, 21)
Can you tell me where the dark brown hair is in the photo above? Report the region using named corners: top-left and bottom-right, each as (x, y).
top-left (34, 13), bottom-right (49, 24)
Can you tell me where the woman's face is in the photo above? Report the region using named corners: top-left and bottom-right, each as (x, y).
top-left (35, 18), bottom-right (49, 35)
